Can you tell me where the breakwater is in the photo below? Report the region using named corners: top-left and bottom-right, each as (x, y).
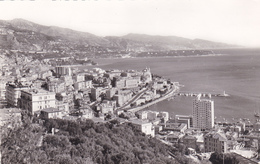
top-left (178, 91), bottom-right (229, 98)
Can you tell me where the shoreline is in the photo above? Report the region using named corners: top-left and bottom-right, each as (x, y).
top-left (92, 53), bottom-right (225, 61)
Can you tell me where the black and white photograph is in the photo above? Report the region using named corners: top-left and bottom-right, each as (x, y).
top-left (0, 0), bottom-right (260, 163)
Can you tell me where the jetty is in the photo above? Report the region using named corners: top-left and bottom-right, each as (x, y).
top-left (178, 91), bottom-right (229, 98)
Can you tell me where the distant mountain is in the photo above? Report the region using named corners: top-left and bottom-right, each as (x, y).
top-left (105, 33), bottom-right (235, 51)
top-left (0, 19), bottom-right (110, 52)
top-left (9, 19), bottom-right (110, 46)
top-left (0, 18), bottom-right (239, 57)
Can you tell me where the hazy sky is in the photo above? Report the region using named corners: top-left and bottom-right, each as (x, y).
top-left (0, 0), bottom-right (260, 47)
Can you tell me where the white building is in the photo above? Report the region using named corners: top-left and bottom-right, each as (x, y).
top-left (20, 89), bottom-right (56, 114)
top-left (175, 115), bottom-right (193, 128)
top-left (74, 80), bottom-right (92, 90)
top-left (80, 108), bottom-right (93, 119)
top-left (73, 73), bottom-right (85, 83)
top-left (192, 95), bottom-right (214, 130)
top-left (138, 111), bottom-right (148, 120)
top-left (0, 82), bottom-right (6, 100)
top-left (130, 119), bottom-right (155, 137)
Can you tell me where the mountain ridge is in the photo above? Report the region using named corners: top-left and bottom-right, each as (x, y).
top-left (0, 18), bottom-right (240, 57)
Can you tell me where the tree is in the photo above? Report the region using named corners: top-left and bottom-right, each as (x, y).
top-left (2, 117), bottom-right (179, 164)
top-left (209, 152), bottom-right (239, 164)
top-left (243, 129), bottom-right (249, 135)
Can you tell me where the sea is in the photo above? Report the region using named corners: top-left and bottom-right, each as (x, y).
top-left (85, 48), bottom-right (260, 123)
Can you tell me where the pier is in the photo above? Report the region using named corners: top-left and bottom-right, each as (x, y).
top-left (178, 91), bottom-right (229, 98)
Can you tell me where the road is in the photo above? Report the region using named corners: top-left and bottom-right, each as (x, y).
top-left (116, 88), bottom-right (149, 111)
top-left (124, 84), bottom-right (179, 113)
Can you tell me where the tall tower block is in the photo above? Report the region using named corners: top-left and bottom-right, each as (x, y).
top-left (192, 95), bottom-right (214, 130)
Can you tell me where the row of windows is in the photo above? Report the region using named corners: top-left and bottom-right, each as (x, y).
top-left (39, 105), bottom-right (50, 109)
top-left (38, 96), bottom-right (51, 100)
top-left (37, 101), bottom-right (53, 104)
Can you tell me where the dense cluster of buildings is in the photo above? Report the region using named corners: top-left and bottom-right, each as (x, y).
top-left (1, 54), bottom-right (260, 163)
top-left (1, 53), bottom-right (175, 124)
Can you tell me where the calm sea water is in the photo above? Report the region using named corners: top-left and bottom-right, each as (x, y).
top-left (88, 48), bottom-right (260, 122)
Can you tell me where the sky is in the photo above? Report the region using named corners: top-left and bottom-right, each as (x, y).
top-left (0, 0), bottom-right (260, 47)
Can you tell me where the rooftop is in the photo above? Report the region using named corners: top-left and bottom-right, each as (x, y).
top-left (22, 89), bottom-right (55, 95)
top-left (41, 107), bottom-right (61, 113)
top-left (7, 83), bottom-right (30, 89)
top-left (205, 131), bottom-right (227, 141)
top-left (56, 65), bottom-right (71, 67)
top-left (129, 119), bottom-right (151, 125)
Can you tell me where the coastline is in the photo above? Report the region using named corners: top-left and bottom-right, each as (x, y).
top-left (92, 53), bottom-right (225, 61)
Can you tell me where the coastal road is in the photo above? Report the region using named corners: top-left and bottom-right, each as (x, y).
top-left (126, 84), bottom-right (179, 113)
top-left (117, 88), bottom-right (149, 111)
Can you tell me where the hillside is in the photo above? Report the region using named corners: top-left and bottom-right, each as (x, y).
top-left (0, 18), bottom-right (239, 58)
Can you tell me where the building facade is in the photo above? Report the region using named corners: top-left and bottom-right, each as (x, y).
top-left (40, 107), bottom-right (65, 119)
top-left (192, 95), bottom-right (214, 130)
top-left (175, 115), bottom-right (193, 128)
top-left (113, 90), bottom-right (132, 107)
top-left (113, 77), bottom-right (140, 89)
top-left (55, 65), bottom-right (72, 77)
top-left (204, 131), bottom-right (228, 153)
top-left (47, 81), bottom-right (65, 93)
top-left (74, 80), bottom-right (92, 90)
top-left (5, 83), bottom-right (29, 107)
top-left (20, 89), bottom-right (56, 114)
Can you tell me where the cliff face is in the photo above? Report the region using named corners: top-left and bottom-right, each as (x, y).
top-left (0, 18), bottom-right (239, 54)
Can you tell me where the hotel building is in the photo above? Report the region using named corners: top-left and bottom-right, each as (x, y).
top-left (20, 89), bottom-right (56, 114)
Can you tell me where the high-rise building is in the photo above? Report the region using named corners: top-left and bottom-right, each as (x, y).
top-left (192, 95), bottom-right (214, 130)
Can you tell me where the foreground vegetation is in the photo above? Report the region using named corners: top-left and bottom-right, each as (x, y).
top-left (1, 117), bottom-right (179, 164)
